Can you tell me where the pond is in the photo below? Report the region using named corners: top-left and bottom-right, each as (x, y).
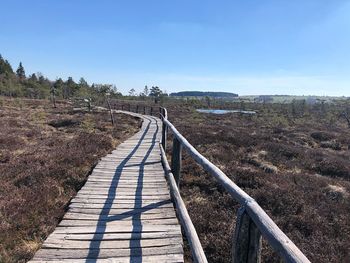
top-left (196, 109), bottom-right (256, 115)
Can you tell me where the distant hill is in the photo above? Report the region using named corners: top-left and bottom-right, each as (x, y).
top-left (170, 91), bottom-right (238, 98)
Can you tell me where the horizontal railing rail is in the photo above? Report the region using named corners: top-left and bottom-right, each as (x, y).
top-left (115, 103), bottom-right (310, 263)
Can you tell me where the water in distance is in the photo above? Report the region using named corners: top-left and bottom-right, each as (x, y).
top-left (196, 109), bottom-right (256, 115)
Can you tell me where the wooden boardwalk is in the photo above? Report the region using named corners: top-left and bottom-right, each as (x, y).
top-left (30, 113), bottom-right (184, 263)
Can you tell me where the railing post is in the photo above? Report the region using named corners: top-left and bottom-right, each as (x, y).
top-left (162, 124), bottom-right (167, 151)
top-left (136, 105), bottom-right (139, 113)
top-left (150, 107), bottom-right (153, 116)
top-left (233, 206), bottom-right (262, 263)
top-left (143, 106), bottom-right (146, 114)
top-left (106, 98), bottom-right (115, 126)
top-left (171, 137), bottom-right (182, 188)
top-left (161, 109), bottom-right (167, 151)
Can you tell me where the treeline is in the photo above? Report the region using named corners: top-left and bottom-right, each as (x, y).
top-left (0, 54), bottom-right (124, 101)
top-left (170, 91), bottom-right (238, 98)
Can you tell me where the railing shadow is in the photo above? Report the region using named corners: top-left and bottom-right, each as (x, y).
top-left (86, 116), bottom-right (160, 262)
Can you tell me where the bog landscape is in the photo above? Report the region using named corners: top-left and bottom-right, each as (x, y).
top-left (0, 54), bottom-right (350, 263)
top-left (1, 2), bottom-right (350, 262)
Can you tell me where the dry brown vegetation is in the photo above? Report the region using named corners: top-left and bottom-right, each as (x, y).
top-left (0, 97), bottom-right (141, 263)
top-left (165, 102), bottom-right (350, 263)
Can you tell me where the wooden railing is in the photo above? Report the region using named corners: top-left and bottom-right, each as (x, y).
top-left (114, 103), bottom-right (311, 263)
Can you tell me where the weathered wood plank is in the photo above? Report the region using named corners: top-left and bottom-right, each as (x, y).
top-left (68, 202), bottom-right (174, 209)
top-left (33, 246), bottom-right (183, 259)
top-left (63, 212), bottom-right (177, 221)
top-left (74, 194), bottom-right (170, 200)
top-left (31, 254), bottom-right (184, 263)
top-left (42, 237), bottom-right (182, 249)
top-left (59, 218), bottom-right (179, 226)
top-left (70, 198), bottom-right (172, 204)
top-left (66, 208), bottom-right (177, 216)
top-left (47, 231), bottom-right (182, 241)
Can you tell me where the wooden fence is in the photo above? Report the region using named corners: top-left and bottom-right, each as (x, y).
top-left (113, 102), bottom-right (311, 263)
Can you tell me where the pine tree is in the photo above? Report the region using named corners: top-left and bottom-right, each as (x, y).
top-left (54, 78), bottom-right (64, 98)
top-left (16, 62), bottom-right (26, 80)
top-left (64, 77), bottom-right (77, 98)
top-left (0, 55), bottom-right (14, 74)
top-left (149, 86), bottom-right (162, 97)
top-left (79, 77), bottom-right (88, 87)
top-left (129, 88), bottom-right (136, 96)
top-left (29, 73), bottom-right (38, 82)
top-left (143, 85), bottom-right (149, 96)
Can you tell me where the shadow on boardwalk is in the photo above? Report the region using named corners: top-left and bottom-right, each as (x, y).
top-left (86, 116), bottom-right (162, 262)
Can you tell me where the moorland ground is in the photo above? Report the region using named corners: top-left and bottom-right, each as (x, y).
top-left (1, 96), bottom-right (350, 263)
top-left (164, 101), bottom-right (350, 263)
top-left (0, 97), bottom-right (141, 262)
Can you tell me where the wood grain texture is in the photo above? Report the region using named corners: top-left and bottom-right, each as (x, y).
top-left (233, 207), bottom-right (262, 263)
top-left (30, 114), bottom-right (184, 262)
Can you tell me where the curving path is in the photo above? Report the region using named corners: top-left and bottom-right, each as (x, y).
top-left (30, 113), bottom-right (184, 263)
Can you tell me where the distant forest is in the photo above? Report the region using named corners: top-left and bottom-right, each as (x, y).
top-left (170, 91), bottom-right (238, 98)
top-left (0, 54), bottom-right (166, 101)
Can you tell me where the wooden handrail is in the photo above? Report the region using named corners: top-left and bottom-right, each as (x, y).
top-left (160, 113), bottom-right (310, 263)
top-left (114, 102), bottom-right (310, 263)
top-left (160, 145), bottom-right (208, 263)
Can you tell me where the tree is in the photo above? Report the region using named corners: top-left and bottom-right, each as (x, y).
top-left (149, 86), bottom-right (163, 97)
top-left (65, 77), bottom-right (78, 98)
top-left (29, 73), bottom-right (38, 82)
top-left (79, 77), bottom-right (88, 88)
top-left (51, 84), bottom-right (57, 108)
top-left (143, 85), bottom-right (149, 96)
top-left (205, 96), bottom-right (211, 107)
top-left (16, 62), bottom-right (26, 80)
top-left (54, 78), bottom-right (64, 98)
top-left (0, 55), bottom-right (14, 74)
top-left (109, 85), bottom-right (122, 97)
top-left (129, 88), bottom-right (136, 96)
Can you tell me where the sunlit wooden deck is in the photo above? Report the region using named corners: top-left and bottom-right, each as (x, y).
top-left (30, 114), bottom-right (184, 263)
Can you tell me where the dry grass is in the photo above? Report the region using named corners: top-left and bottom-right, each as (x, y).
top-left (0, 97), bottom-right (141, 263)
top-left (166, 103), bottom-right (350, 263)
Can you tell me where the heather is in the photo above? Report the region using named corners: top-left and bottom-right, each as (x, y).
top-left (0, 97), bottom-right (141, 262)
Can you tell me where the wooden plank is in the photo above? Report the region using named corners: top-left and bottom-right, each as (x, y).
top-left (42, 237), bottom-right (182, 249)
top-left (68, 202), bottom-right (174, 209)
top-left (47, 231), bottom-right (182, 241)
top-left (67, 208), bottom-right (177, 216)
top-left (31, 254), bottom-right (184, 263)
top-left (53, 225), bottom-right (181, 235)
top-left (83, 183), bottom-right (166, 186)
top-left (74, 194), bottom-right (170, 200)
top-left (69, 199), bottom-right (171, 205)
top-left (63, 212), bottom-right (177, 220)
top-left (80, 186), bottom-right (168, 191)
top-left (59, 218), bottom-right (179, 226)
top-left (76, 191), bottom-right (170, 196)
top-left (33, 246), bottom-right (183, 259)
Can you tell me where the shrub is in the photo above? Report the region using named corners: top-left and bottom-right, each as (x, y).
top-left (311, 131), bottom-right (334, 141)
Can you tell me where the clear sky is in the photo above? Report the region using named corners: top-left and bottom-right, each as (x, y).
top-left (1, 0), bottom-right (349, 96)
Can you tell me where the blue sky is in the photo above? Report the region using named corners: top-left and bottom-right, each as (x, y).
top-left (1, 0), bottom-right (349, 96)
